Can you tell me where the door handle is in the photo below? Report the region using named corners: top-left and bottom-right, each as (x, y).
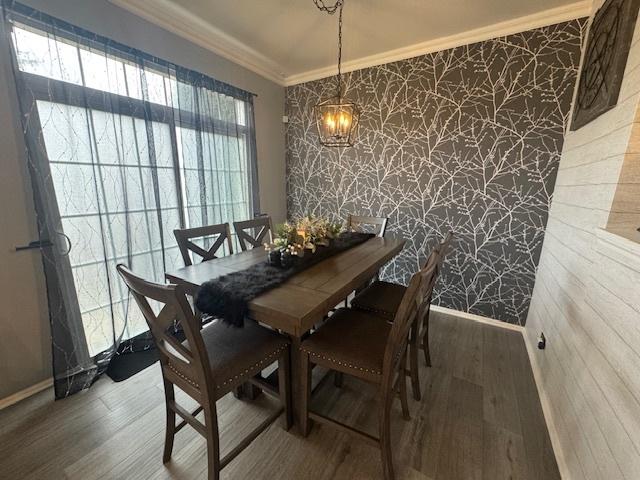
top-left (15, 239), bottom-right (53, 251)
top-left (15, 232), bottom-right (72, 255)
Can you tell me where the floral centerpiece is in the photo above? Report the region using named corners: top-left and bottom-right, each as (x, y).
top-left (264, 215), bottom-right (343, 266)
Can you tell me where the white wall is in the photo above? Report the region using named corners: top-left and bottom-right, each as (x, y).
top-left (525, 4), bottom-right (640, 478)
top-left (0, 0), bottom-right (286, 401)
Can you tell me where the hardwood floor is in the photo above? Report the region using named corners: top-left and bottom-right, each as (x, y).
top-left (0, 312), bottom-right (560, 479)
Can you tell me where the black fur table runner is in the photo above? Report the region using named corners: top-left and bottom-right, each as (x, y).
top-left (195, 232), bottom-right (374, 327)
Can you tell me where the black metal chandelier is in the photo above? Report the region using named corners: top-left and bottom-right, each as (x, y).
top-left (313, 0), bottom-right (361, 147)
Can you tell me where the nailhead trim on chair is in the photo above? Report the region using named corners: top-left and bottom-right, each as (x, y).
top-left (345, 302), bottom-right (396, 326)
top-left (301, 348), bottom-right (382, 376)
top-left (217, 344), bottom-right (289, 389)
top-left (352, 303), bottom-right (394, 318)
top-left (166, 343), bottom-right (288, 391)
top-left (166, 363), bottom-right (200, 389)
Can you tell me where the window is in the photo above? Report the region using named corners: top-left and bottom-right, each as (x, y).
top-left (11, 23), bottom-right (257, 357)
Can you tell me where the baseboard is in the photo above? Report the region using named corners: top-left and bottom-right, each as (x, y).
top-left (430, 305), bottom-right (524, 332)
top-left (0, 378), bottom-right (53, 411)
top-left (522, 330), bottom-right (570, 479)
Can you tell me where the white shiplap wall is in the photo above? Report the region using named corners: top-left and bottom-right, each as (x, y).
top-left (525, 4), bottom-right (640, 479)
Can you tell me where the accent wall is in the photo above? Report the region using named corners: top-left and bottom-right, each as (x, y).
top-left (285, 19), bottom-right (586, 324)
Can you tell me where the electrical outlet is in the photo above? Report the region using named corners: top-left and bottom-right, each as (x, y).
top-left (537, 332), bottom-right (546, 350)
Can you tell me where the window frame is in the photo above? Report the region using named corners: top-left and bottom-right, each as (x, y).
top-left (10, 20), bottom-right (256, 355)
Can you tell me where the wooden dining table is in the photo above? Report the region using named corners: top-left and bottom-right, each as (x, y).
top-left (165, 235), bottom-right (406, 430)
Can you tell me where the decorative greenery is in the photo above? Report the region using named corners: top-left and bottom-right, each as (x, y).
top-left (265, 215), bottom-right (343, 255)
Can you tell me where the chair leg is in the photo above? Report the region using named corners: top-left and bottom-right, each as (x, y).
top-left (233, 386), bottom-right (244, 399)
top-left (203, 404), bottom-right (221, 480)
top-left (422, 313), bottom-right (432, 367)
top-left (242, 382), bottom-right (262, 400)
top-left (398, 356), bottom-right (410, 421)
top-left (409, 320), bottom-right (421, 401)
top-left (334, 371), bottom-right (344, 388)
top-left (162, 380), bottom-right (176, 463)
top-left (278, 348), bottom-right (293, 430)
top-left (379, 392), bottom-right (396, 480)
top-left (300, 352), bottom-right (312, 437)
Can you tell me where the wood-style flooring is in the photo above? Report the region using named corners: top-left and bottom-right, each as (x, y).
top-left (0, 312), bottom-right (560, 479)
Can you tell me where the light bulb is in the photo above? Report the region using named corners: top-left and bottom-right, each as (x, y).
top-left (339, 113), bottom-right (350, 127)
top-left (324, 113), bottom-right (337, 135)
top-left (324, 113), bottom-right (331, 125)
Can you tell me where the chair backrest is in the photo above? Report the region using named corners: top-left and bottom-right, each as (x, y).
top-left (381, 249), bottom-right (439, 391)
top-left (233, 216), bottom-right (273, 251)
top-left (346, 214), bottom-right (388, 237)
top-left (411, 231), bottom-right (454, 337)
top-left (174, 223), bottom-right (233, 266)
top-left (428, 231), bottom-right (453, 299)
top-left (436, 231), bottom-right (454, 267)
top-left (116, 264), bottom-right (214, 402)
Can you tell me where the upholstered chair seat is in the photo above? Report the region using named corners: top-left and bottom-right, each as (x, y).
top-left (184, 320), bottom-right (290, 398)
top-left (350, 281), bottom-right (405, 321)
top-left (301, 308), bottom-right (391, 383)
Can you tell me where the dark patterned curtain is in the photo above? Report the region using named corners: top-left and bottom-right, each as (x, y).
top-left (2, 1), bottom-right (259, 398)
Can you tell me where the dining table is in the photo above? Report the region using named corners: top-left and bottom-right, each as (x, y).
top-left (165, 235), bottom-right (406, 431)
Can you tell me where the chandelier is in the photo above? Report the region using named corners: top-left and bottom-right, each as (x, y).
top-left (313, 0), bottom-right (361, 147)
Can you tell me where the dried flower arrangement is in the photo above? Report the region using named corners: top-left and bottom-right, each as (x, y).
top-left (264, 215), bottom-right (343, 257)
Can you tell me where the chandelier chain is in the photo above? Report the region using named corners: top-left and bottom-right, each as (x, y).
top-left (313, 0), bottom-right (345, 97)
top-left (337, 1), bottom-right (343, 96)
top-left (312, 0), bottom-right (344, 15)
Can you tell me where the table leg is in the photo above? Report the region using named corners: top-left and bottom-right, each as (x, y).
top-left (289, 335), bottom-right (304, 434)
top-left (237, 333), bottom-right (302, 427)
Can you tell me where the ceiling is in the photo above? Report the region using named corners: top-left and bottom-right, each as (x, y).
top-left (110, 0), bottom-right (592, 86)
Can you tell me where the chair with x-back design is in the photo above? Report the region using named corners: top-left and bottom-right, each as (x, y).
top-left (174, 223), bottom-right (233, 267)
top-left (116, 264), bottom-right (291, 480)
top-left (233, 216), bottom-right (273, 251)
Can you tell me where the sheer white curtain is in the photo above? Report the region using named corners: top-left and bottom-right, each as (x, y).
top-left (4, 1), bottom-right (259, 397)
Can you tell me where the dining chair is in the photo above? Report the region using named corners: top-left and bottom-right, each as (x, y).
top-left (116, 265), bottom-right (292, 480)
top-left (332, 213), bottom-right (391, 391)
top-left (346, 214), bottom-right (388, 237)
top-left (233, 216), bottom-right (273, 251)
top-left (299, 251), bottom-right (439, 480)
top-left (344, 214), bottom-right (389, 301)
top-left (174, 223), bottom-right (234, 267)
top-left (350, 232), bottom-right (454, 401)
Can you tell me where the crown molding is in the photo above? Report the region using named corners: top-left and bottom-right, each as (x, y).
top-left (108, 0), bottom-right (287, 85)
top-left (109, 0), bottom-right (592, 88)
top-left (284, 0), bottom-right (593, 85)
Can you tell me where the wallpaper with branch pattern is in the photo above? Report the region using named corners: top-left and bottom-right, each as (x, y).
top-left (285, 20), bottom-right (586, 325)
